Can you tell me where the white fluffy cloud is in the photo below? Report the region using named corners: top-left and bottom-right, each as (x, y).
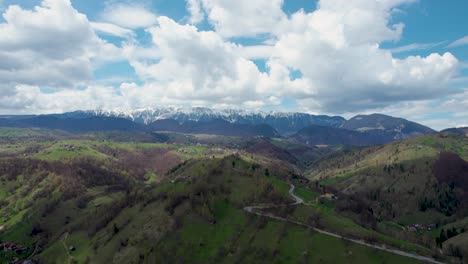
top-left (0, 0), bottom-right (94, 88)
top-left (90, 22), bottom-right (134, 38)
top-left (192, 0), bottom-right (286, 37)
top-left (128, 17), bottom-right (272, 104)
top-left (374, 89), bottom-right (468, 131)
top-left (186, 0), bottom-right (204, 24)
top-left (267, 0), bottom-right (459, 112)
top-left (0, 85), bottom-right (121, 114)
top-left (100, 3), bottom-right (157, 29)
top-left (0, 0), bottom-right (121, 91)
top-left (125, 16), bottom-right (316, 107)
top-left (179, 0), bottom-right (460, 113)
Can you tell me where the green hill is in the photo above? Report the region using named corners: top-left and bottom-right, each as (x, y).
top-left (307, 134), bottom-right (468, 259)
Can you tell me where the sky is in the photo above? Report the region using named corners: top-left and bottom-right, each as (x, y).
top-left (0, 0), bottom-right (467, 130)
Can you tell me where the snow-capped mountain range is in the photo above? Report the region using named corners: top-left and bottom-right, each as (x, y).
top-left (0, 107), bottom-right (439, 143)
top-left (59, 107), bottom-right (346, 135)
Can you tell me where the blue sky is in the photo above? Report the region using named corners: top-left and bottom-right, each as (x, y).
top-left (91, 0), bottom-right (467, 89)
top-left (74, 0), bottom-right (467, 57)
top-left (0, 0), bottom-right (467, 129)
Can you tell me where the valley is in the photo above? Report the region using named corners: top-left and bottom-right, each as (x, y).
top-left (0, 121), bottom-right (466, 263)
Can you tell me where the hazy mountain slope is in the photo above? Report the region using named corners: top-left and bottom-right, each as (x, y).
top-left (288, 114), bottom-right (437, 146)
top-left (149, 119), bottom-right (279, 137)
top-left (341, 114), bottom-right (436, 140)
top-left (288, 125), bottom-right (392, 146)
top-left (441, 127), bottom-right (468, 136)
top-left (0, 115), bottom-right (36, 120)
top-left (0, 116), bottom-right (279, 138)
top-left (0, 116), bottom-right (148, 133)
top-left (243, 138), bottom-right (300, 165)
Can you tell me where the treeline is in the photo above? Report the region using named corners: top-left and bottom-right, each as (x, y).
top-left (436, 227), bottom-right (465, 247)
top-left (419, 183), bottom-right (461, 216)
top-left (0, 157), bottom-right (130, 189)
top-left (335, 193), bottom-right (377, 230)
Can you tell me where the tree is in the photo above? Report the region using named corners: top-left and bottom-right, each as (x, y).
top-left (436, 229), bottom-right (447, 247)
top-left (447, 244), bottom-right (463, 259)
top-left (113, 223), bottom-right (119, 235)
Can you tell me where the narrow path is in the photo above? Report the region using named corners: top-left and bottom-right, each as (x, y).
top-left (27, 243), bottom-right (40, 259)
top-left (61, 232), bottom-right (73, 264)
top-left (244, 184), bottom-right (445, 264)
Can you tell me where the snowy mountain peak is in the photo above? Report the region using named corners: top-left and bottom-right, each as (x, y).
top-left (72, 107), bottom-right (346, 135)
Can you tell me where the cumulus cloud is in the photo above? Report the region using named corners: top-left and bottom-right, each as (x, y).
top-left (91, 22), bottom-right (134, 38)
top-left (129, 17), bottom-right (269, 104)
top-left (0, 0), bottom-right (121, 90)
top-left (382, 89), bottom-right (468, 130)
top-left (126, 16), bottom-right (316, 108)
top-left (179, 0), bottom-right (459, 113)
top-left (195, 0), bottom-right (286, 37)
top-left (186, 0), bottom-right (204, 24)
top-left (100, 3), bottom-right (157, 29)
top-left (0, 0), bottom-right (93, 88)
top-left (267, 0), bottom-right (459, 112)
top-left (0, 85), bottom-right (121, 114)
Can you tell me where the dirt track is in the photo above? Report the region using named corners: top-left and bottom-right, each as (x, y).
top-left (244, 184), bottom-right (445, 264)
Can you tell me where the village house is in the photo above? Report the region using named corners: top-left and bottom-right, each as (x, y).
top-left (320, 193), bottom-right (339, 200)
top-left (406, 224), bottom-right (436, 232)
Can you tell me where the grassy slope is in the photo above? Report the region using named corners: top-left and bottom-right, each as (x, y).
top-left (308, 135), bottom-right (467, 179)
top-left (444, 232), bottom-right (468, 258)
top-left (35, 157), bottom-right (417, 263)
top-left (305, 134), bottom-right (468, 260)
top-left (307, 135), bottom-right (468, 215)
top-left (289, 184), bottom-right (429, 256)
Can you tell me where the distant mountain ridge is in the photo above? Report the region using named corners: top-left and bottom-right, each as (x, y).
top-left (0, 109), bottom-right (439, 144)
top-left (441, 127), bottom-right (468, 136)
top-left (0, 116), bottom-right (278, 138)
top-left (290, 114), bottom-right (437, 146)
top-left (62, 108), bottom-right (346, 135)
top-left (289, 125), bottom-right (385, 146)
top-left (341, 114), bottom-right (436, 140)
top-left (0, 116), bottom-right (147, 133)
top-left (149, 119), bottom-right (279, 138)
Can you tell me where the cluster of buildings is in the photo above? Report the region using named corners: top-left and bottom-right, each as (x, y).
top-left (177, 148), bottom-right (191, 154)
top-left (320, 193), bottom-right (339, 200)
top-left (0, 242), bottom-right (29, 255)
top-left (62, 144), bottom-right (81, 151)
top-left (406, 223), bottom-right (436, 232)
top-left (170, 175), bottom-right (189, 183)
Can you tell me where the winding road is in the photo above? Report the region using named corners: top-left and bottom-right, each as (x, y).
top-left (244, 184), bottom-right (445, 264)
